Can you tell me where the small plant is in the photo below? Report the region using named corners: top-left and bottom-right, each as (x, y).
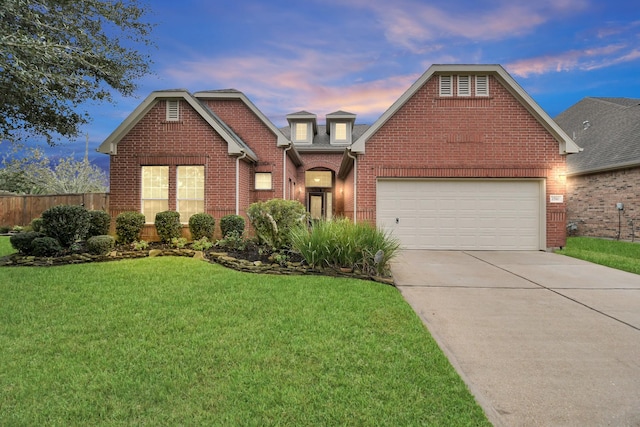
top-left (247, 199), bottom-right (307, 250)
top-left (155, 210), bottom-right (182, 243)
top-left (87, 235), bottom-right (115, 255)
top-left (10, 231), bottom-right (45, 254)
top-left (30, 218), bottom-right (44, 233)
top-left (31, 236), bottom-right (63, 257)
top-left (12, 225), bottom-right (24, 232)
top-left (271, 252), bottom-right (290, 266)
top-left (41, 204), bottom-right (91, 248)
top-left (131, 240), bottom-right (149, 251)
top-left (171, 237), bottom-right (188, 248)
top-left (87, 210), bottom-right (111, 238)
top-left (215, 230), bottom-right (247, 251)
top-left (0, 226), bottom-right (11, 234)
top-left (191, 237), bottom-right (213, 251)
top-left (188, 213), bottom-right (215, 240)
top-left (220, 214), bottom-right (245, 238)
top-left (115, 211), bottom-right (146, 244)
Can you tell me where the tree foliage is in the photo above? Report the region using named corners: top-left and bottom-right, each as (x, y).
top-left (0, 149), bottom-right (108, 194)
top-left (0, 0), bottom-right (154, 144)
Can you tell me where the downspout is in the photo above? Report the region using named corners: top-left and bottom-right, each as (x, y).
top-left (235, 151), bottom-right (247, 215)
top-left (283, 144), bottom-right (292, 199)
top-left (346, 149), bottom-right (357, 224)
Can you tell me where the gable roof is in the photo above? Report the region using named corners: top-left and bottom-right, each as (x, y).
top-left (349, 64), bottom-right (581, 155)
top-left (555, 97), bottom-right (640, 175)
top-left (97, 90), bottom-right (257, 161)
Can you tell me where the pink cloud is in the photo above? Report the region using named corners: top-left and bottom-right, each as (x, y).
top-left (506, 44), bottom-right (638, 77)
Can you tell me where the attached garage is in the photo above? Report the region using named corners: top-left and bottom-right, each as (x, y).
top-left (377, 179), bottom-right (545, 250)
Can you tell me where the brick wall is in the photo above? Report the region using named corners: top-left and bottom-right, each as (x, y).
top-left (355, 75), bottom-right (569, 248)
top-left (567, 167), bottom-right (640, 241)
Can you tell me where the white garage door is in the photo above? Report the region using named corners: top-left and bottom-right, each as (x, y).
top-left (377, 179), bottom-right (543, 250)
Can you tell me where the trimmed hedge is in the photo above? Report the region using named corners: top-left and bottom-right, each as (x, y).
top-left (31, 237), bottom-right (63, 257)
top-left (10, 231), bottom-right (45, 254)
top-left (220, 214), bottom-right (245, 238)
top-left (189, 213), bottom-right (215, 240)
top-left (87, 235), bottom-right (115, 255)
top-left (41, 205), bottom-right (90, 248)
top-left (115, 211), bottom-right (146, 244)
top-left (87, 210), bottom-right (111, 238)
top-left (155, 211), bottom-right (181, 243)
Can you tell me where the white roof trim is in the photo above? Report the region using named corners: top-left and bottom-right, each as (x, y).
top-left (194, 90), bottom-right (291, 147)
top-left (97, 90), bottom-right (257, 161)
top-left (351, 64), bottom-right (582, 155)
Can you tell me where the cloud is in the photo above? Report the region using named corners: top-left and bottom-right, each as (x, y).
top-left (333, 0), bottom-right (589, 53)
top-left (506, 44), bottom-right (639, 77)
top-left (162, 47), bottom-right (417, 125)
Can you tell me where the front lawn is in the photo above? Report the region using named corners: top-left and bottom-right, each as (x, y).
top-left (0, 237), bottom-right (489, 426)
top-left (557, 236), bottom-right (640, 274)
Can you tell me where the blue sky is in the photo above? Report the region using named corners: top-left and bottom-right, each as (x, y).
top-left (21, 0), bottom-right (640, 169)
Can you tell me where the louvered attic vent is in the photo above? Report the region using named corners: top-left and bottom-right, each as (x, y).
top-left (166, 100), bottom-right (180, 121)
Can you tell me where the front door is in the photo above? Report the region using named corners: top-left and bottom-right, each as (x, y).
top-left (308, 191), bottom-right (333, 220)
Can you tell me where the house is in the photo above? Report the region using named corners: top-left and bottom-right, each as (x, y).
top-left (98, 64), bottom-right (580, 249)
top-left (555, 97), bottom-right (640, 240)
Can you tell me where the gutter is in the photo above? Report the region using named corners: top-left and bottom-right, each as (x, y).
top-left (236, 151), bottom-right (247, 215)
top-left (346, 149), bottom-right (357, 224)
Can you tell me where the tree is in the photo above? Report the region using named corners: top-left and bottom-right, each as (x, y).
top-left (0, 150), bottom-right (108, 194)
top-left (0, 0), bottom-right (154, 145)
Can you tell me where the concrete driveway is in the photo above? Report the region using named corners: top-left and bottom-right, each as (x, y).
top-left (391, 250), bottom-right (640, 427)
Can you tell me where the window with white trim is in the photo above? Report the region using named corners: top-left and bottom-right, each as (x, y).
top-left (294, 122), bottom-right (309, 142)
top-left (141, 166), bottom-right (169, 223)
top-left (457, 76), bottom-right (471, 96)
top-left (177, 166), bottom-right (204, 223)
top-left (330, 122), bottom-right (350, 144)
top-left (255, 172), bottom-right (272, 190)
top-left (439, 75), bottom-right (453, 97)
top-left (475, 75), bottom-right (489, 96)
top-left (166, 100), bottom-right (180, 121)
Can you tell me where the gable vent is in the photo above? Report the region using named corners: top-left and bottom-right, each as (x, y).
top-left (439, 75), bottom-right (453, 97)
top-left (166, 100), bottom-right (180, 121)
top-left (457, 76), bottom-right (471, 96)
top-left (476, 75), bottom-right (489, 96)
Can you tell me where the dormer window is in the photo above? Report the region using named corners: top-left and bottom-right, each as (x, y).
top-left (286, 111), bottom-right (317, 144)
top-left (326, 110), bottom-right (356, 145)
top-left (166, 100), bottom-right (180, 121)
top-left (295, 122), bottom-right (309, 142)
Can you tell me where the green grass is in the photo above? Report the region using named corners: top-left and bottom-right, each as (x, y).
top-left (0, 237), bottom-right (488, 426)
top-left (0, 235), bottom-right (15, 257)
top-left (557, 236), bottom-right (640, 274)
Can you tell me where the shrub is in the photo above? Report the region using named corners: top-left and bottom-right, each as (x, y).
top-left (30, 217), bottom-right (44, 233)
top-left (87, 235), bottom-right (115, 255)
top-left (10, 231), bottom-right (45, 254)
top-left (188, 213), bottom-right (215, 240)
top-left (31, 236), bottom-right (63, 257)
top-left (132, 240), bottom-right (149, 251)
top-left (115, 211), bottom-right (146, 244)
top-left (220, 214), bottom-right (245, 238)
top-left (41, 205), bottom-right (90, 248)
top-left (155, 211), bottom-right (182, 243)
top-left (0, 226), bottom-right (10, 234)
top-left (247, 199), bottom-right (307, 250)
top-left (191, 237), bottom-right (213, 251)
top-left (87, 210), bottom-right (111, 238)
top-left (215, 230), bottom-right (247, 251)
top-left (290, 218), bottom-right (400, 276)
top-left (171, 237), bottom-right (188, 248)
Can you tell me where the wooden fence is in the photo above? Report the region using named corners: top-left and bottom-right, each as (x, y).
top-left (0, 193), bottom-right (109, 227)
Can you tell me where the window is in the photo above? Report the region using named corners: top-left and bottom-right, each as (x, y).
top-left (141, 166), bottom-right (169, 223)
top-left (439, 75), bottom-right (453, 97)
top-left (331, 122), bottom-right (350, 144)
top-left (166, 100), bottom-right (180, 121)
top-left (457, 76), bottom-right (471, 96)
top-left (476, 75), bottom-right (489, 96)
top-left (177, 166), bottom-right (204, 223)
top-left (255, 172), bottom-right (272, 190)
top-left (295, 122), bottom-right (309, 142)
top-left (305, 170), bottom-right (332, 188)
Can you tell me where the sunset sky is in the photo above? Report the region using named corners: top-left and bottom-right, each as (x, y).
top-left (25, 0), bottom-right (640, 166)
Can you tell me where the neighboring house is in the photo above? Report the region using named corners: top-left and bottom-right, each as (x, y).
top-left (99, 64), bottom-right (580, 249)
top-left (555, 97), bottom-right (640, 240)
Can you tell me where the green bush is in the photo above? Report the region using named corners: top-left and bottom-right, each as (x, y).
top-left (31, 236), bottom-right (63, 257)
top-left (220, 214), bottom-right (245, 238)
top-left (30, 217), bottom-right (44, 233)
top-left (191, 237), bottom-right (213, 251)
top-left (155, 211), bottom-right (182, 243)
top-left (10, 231), bottom-right (45, 254)
top-left (188, 213), bottom-right (215, 240)
top-left (87, 210), bottom-right (111, 238)
top-left (215, 230), bottom-right (247, 251)
top-left (247, 199), bottom-right (307, 250)
top-left (0, 226), bottom-right (10, 234)
top-left (290, 218), bottom-right (400, 276)
top-left (115, 211), bottom-right (146, 244)
top-left (87, 235), bottom-right (115, 255)
top-left (41, 205), bottom-right (90, 248)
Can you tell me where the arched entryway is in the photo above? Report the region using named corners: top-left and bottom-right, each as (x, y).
top-left (305, 169), bottom-right (334, 220)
